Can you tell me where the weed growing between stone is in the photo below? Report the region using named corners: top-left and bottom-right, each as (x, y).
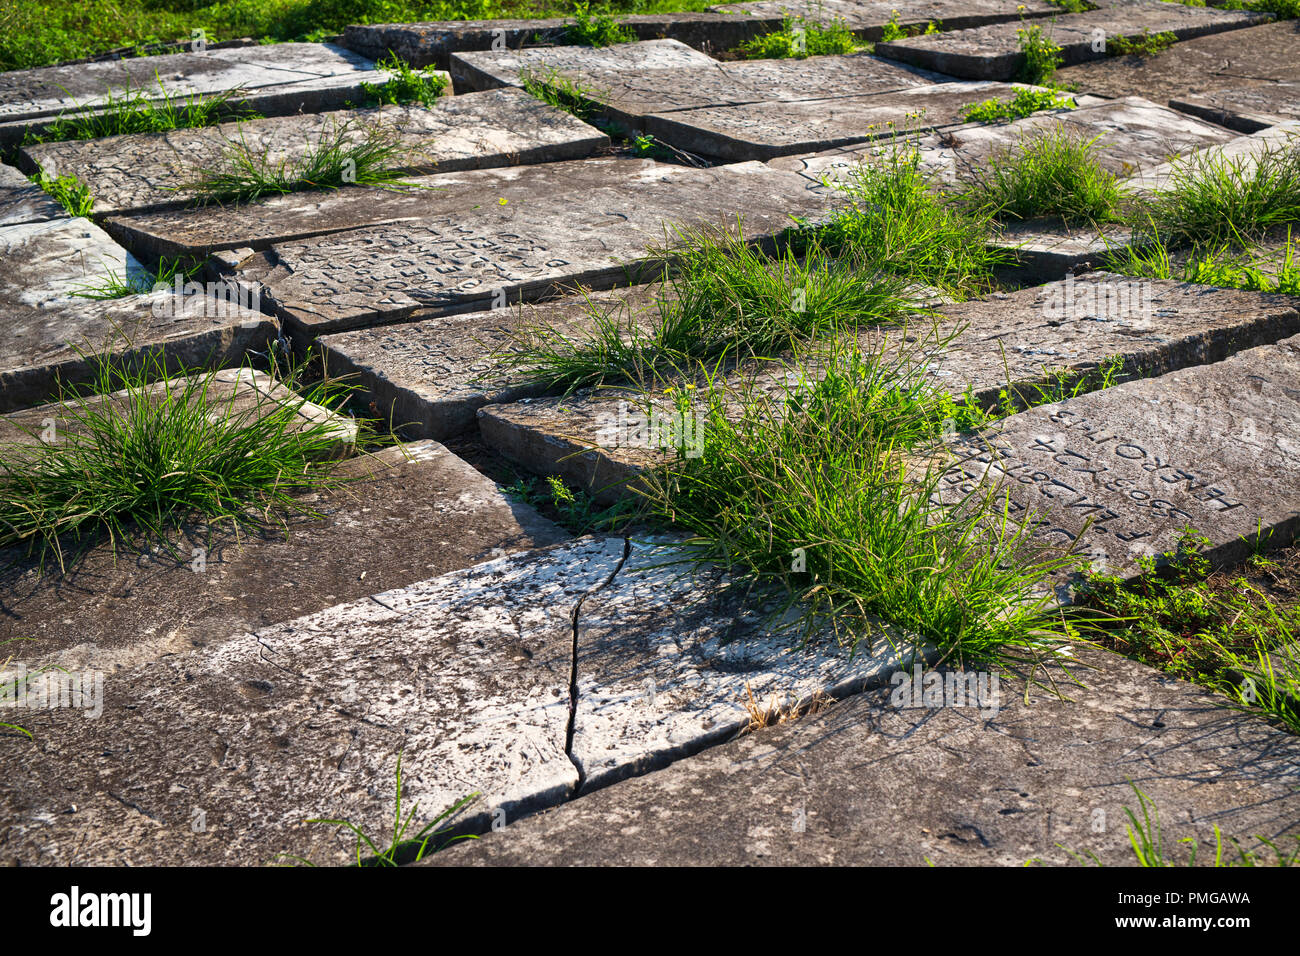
top-left (281, 754), bottom-right (479, 866)
top-left (960, 85), bottom-right (1075, 124)
top-left (502, 474), bottom-right (641, 534)
top-left (1107, 29), bottom-right (1177, 57)
top-left (188, 117), bottom-right (419, 204)
top-left (31, 170), bottom-right (94, 216)
top-left (959, 125), bottom-right (1129, 225)
top-left (635, 332), bottom-right (1091, 667)
top-left (360, 53), bottom-right (449, 106)
top-left (0, 353), bottom-right (359, 572)
top-left (879, 10), bottom-right (940, 42)
top-left (736, 16), bottom-right (860, 59)
top-left (1016, 23), bottom-right (1063, 85)
top-left (504, 229), bottom-right (918, 391)
top-left (1053, 782), bottom-right (1300, 866)
top-left (1105, 226), bottom-right (1300, 295)
top-left (70, 256), bottom-right (198, 301)
top-left (1076, 533), bottom-right (1300, 734)
top-left (519, 66), bottom-right (604, 122)
top-left (563, 2), bottom-right (636, 45)
top-left (24, 82), bottom-right (261, 145)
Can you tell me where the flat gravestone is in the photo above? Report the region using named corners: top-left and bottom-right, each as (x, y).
top-left (874, 2), bottom-right (1269, 80)
top-left (1171, 82), bottom-right (1300, 134)
top-left (0, 43), bottom-right (378, 125)
top-left (23, 88), bottom-right (608, 216)
top-left (0, 218), bottom-right (276, 411)
top-left (426, 643), bottom-right (1300, 866)
top-left (449, 39), bottom-right (720, 93)
top-left (1126, 119), bottom-right (1300, 195)
top-left (344, 14), bottom-right (780, 69)
top-left (476, 275), bottom-right (1300, 502)
top-left (319, 284), bottom-right (663, 439)
top-left (220, 160), bottom-right (831, 337)
top-left (707, 0), bottom-right (1061, 35)
top-left (643, 81), bottom-right (1028, 161)
top-left (499, 55), bottom-right (942, 133)
top-left (107, 156), bottom-right (646, 259)
top-left (0, 162), bottom-right (65, 226)
top-left (0, 439), bottom-right (566, 675)
top-left (940, 331), bottom-right (1300, 585)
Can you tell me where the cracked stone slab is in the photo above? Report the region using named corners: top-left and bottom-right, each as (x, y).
top-left (0, 43), bottom-right (379, 125)
top-left (642, 81), bottom-right (1031, 161)
top-left (0, 440), bottom-right (567, 676)
top-left (1054, 20), bottom-right (1300, 106)
top-left (1171, 82), bottom-right (1300, 134)
top-left (940, 331), bottom-right (1300, 586)
top-left (106, 156), bottom-right (651, 260)
top-left (476, 275), bottom-right (1300, 502)
top-left (343, 14), bottom-right (779, 69)
top-left (22, 88), bottom-right (606, 217)
top-left (458, 54), bottom-right (943, 134)
top-left (319, 284), bottom-right (662, 439)
top-left (449, 39), bottom-right (721, 92)
top-left (219, 160), bottom-right (830, 337)
top-left (707, 0), bottom-right (1062, 35)
top-left (0, 162), bottom-right (65, 226)
top-left (0, 217), bottom-right (276, 411)
top-left (570, 538), bottom-right (926, 792)
top-left (0, 535), bottom-right (625, 865)
top-left (874, 1), bottom-right (1269, 81)
top-left (425, 643), bottom-right (1300, 866)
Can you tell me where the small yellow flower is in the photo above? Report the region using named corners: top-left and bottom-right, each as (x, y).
top-left (685, 383), bottom-right (696, 390)
top-left (498, 197), bottom-right (508, 205)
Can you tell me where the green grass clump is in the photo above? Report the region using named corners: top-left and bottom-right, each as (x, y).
top-left (360, 53), bottom-right (449, 107)
top-left (818, 141), bottom-right (1007, 298)
top-left (1108, 30), bottom-right (1177, 57)
top-left (519, 66), bottom-right (602, 121)
top-left (879, 10), bottom-right (940, 41)
top-left (27, 83), bottom-right (260, 145)
top-left (736, 16), bottom-right (860, 59)
top-left (1108, 228), bottom-right (1300, 295)
top-left (502, 474), bottom-right (641, 534)
top-left (635, 333), bottom-right (1089, 664)
top-left (32, 171), bottom-right (94, 216)
top-left (70, 257), bottom-right (198, 301)
top-left (1136, 140), bottom-right (1300, 248)
top-left (505, 230), bottom-right (918, 391)
top-left (188, 118), bottom-right (417, 204)
top-left (0, 354), bottom-right (357, 570)
top-left (960, 86), bottom-right (1075, 124)
top-left (1221, 0), bottom-right (1300, 18)
top-left (960, 126), bottom-right (1129, 225)
top-left (1016, 24), bottom-right (1062, 85)
top-left (564, 1), bottom-right (636, 45)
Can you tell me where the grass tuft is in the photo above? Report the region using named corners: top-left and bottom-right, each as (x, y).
top-left (1108, 29), bottom-right (1177, 57)
top-left (26, 81), bottom-right (260, 145)
top-left (736, 16), bottom-right (860, 59)
top-left (32, 171), bottom-right (94, 216)
top-left (564, 1), bottom-right (636, 45)
top-left (360, 53), bottom-right (449, 107)
top-left (519, 66), bottom-right (603, 121)
top-left (960, 85), bottom-right (1075, 124)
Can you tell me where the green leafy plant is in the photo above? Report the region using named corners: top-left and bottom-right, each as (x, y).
top-left (360, 52), bottom-right (449, 106)
top-left (1016, 24), bottom-right (1063, 85)
top-left (283, 753), bottom-right (479, 866)
top-left (960, 86), bottom-right (1074, 124)
top-left (502, 474), bottom-right (641, 534)
top-left (0, 353), bottom-right (359, 571)
top-left (879, 10), bottom-right (939, 41)
top-left (960, 126), bottom-right (1129, 224)
top-left (187, 117), bottom-right (419, 204)
top-left (31, 170), bottom-right (94, 216)
top-left (736, 16), bottom-right (859, 59)
top-left (70, 256), bottom-right (199, 301)
top-left (519, 66), bottom-right (602, 121)
top-left (1108, 29), bottom-right (1177, 57)
top-left (565, 2), bottom-right (635, 46)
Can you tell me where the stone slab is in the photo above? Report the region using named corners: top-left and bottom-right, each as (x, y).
top-left (940, 331), bottom-right (1300, 586)
top-left (642, 81), bottom-right (1028, 161)
top-left (449, 39), bottom-right (721, 93)
top-left (457, 53), bottom-right (943, 133)
top-left (219, 160), bottom-right (831, 337)
top-left (708, 0), bottom-right (1062, 36)
top-left (21, 88), bottom-right (607, 216)
top-left (0, 440), bottom-right (567, 675)
top-left (425, 643), bottom-right (1300, 866)
top-left (0, 162), bottom-right (65, 226)
top-left (1172, 82), bottom-right (1300, 134)
top-left (0, 536), bottom-right (623, 865)
top-left (1054, 20), bottom-right (1300, 106)
top-left (476, 275), bottom-right (1300, 503)
top-left (0, 217), bottom-right (277, 411)
top-left (343, 14), bottom-right (782, 69)
top-left (0, 43), bottom-right (378, 124)
top-left (107, 156), bottom-right (651, 260)
top-left (1125, 119), bottom-right (1300, 195)
top-left (0, 69), bottom-right (450, 152)
top-left (319, 284), bottom-right (662, 440)
top-left (874, 2), bottom-right (1269, 81)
